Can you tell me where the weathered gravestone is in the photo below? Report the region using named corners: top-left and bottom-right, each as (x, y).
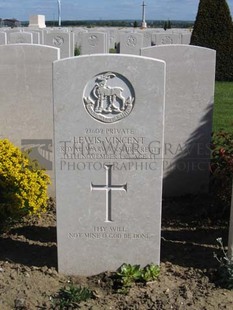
top-left (153, 33), bottom-right (181, 45)
top-left (8, 32), bottom-right (33, 44)
top-left (80, 32), bottom-right (108, 55)
top-left (0, 44), bottom-right (60, 195)
top-left (107, 29), bottom-right (119, 49)
top-left (119, 32), bottom-right (143, 55)
top-left (32, 29), bottom-right (44, 44)
top-left (53, 54), bottom-right (165, 275)
top-left (141, 45), bottom-right (216, 196)
top-left (140, 31), bottom-right (152, 47)
top-left (70, 31), bottom-right (75, 57)
top-left (74, 29), bottom-right (88, 49)
top-left (181, 33), bottom-right (191, 44)
top-left (0, 32), bottom-right (6, 45)
top-left (44, 31), bottom-right (71, 58)
top-left (30, 31), bottom-right (40, 44)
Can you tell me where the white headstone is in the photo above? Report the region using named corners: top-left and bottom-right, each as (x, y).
top-left (139, 30), bottom-right (152, 47)
top-left (44, 31), bottom-right (71, 58)
top-left (80, 32), bottom-right (108, 55)
top-left (27, 29), bottom-right (44, 44)
top-left (74, 29), bottom-right (88, 51)
top-left (141, 45), bottom-right (216, 196)
top-left (32, 31), bottom-right (41, 44)
top-left (108, 29), bottom-right (118, 49)
top-left (0, 32), bottom-right (7, 45)
top-left (69, 31), bottom-right (75, 56)
top-left (54, 54), bottom-right (165, 275)
top-left (120, 32), bottom-right (143, 55)
top-left (8, 32), bottom-right (33, 44)
top-left (0, 44), bottom-right (60, 195)
top-left (154, 33), bottom-right (181, 45)
top-left (181, 33), bottom-right (191, 45)
top-left (28, 31), bottom-right (40, 44)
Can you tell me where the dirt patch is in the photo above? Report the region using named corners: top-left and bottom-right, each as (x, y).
top-left (0, 196), bottom-right (233, 309)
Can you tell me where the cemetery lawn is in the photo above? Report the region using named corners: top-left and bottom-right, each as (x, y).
top-left (213, 82), bottom-right (233, 133)
top-left (1, 197), bottom-right (233, 309)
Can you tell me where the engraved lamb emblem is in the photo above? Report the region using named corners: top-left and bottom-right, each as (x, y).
top-left (83, 72), bottom-right (135, 123)
top-left (93, 73), bottom-right (126, 113)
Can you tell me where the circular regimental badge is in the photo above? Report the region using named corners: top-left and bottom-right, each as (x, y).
top-left (161, 36), bottom-right (173, 44)
top-left (88, 35), bottom-right (98, 46)
top-left (53, 36), bottom-right (64, 47)
top-left (83, 72), bottom-right (135, 123)
top-left (127, 35), bottom-right (137, 47)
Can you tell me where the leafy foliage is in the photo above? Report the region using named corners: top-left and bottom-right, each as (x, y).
top-left (210, 131), bottom-right (233, 205)
top-left (74, 44), bottom-right (81, 56)
top-left (141, 264), bottom-right (160, 282)
top-left (117, 264), bottom-right (142, 287)
top-left (213, 82), bottom-right (233, 133)
top-left (109, 48), bottom-right (117, 54)
top-left (115, 263), bottom-right (160, 293)
top-left (191, 0), bottom-right (233, 81)
top-left (133, 20), bottom-right (138, 28)
top-left (52, 284), bottom-right (93, 309)
top-left (164, 20), bottom-right (171, 31)
top-left (0, 139), bottom-right (50, 229)
top-left (214, 238), bottom-right (233, 289)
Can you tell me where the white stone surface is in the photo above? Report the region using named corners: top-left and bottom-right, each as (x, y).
top-left (80, 32), bottom-right (108, 55)
top-left (141, 45), bottom-right (216, 196)
top-left (154, 33), bottom-right (181, 45)
top-left (8, 32), bottom-right (33, 44)
top-left (27, 29), bottom-right (44, 44)
top-left (107, 29), bottom-right (118, 49)
top-left (54, 54), bottom-right (165, 275)
top-left (44, 31), bottom-right (71, 58)
top-left (142, 31), bottom-right (152, 47)
top-left (74, 29), bottom-right (88, 50)
top-left (120, 32), bottom-right (143, 55)
top-left (181, 33), bottom-right (191, 44)
top-left (0, 44), bottom-right (60, 195)
top-left (0, 32), bottom-right (7, 45)
top-left (69, 31), bottom-right (75, 56)
top-left (29, 15), bottom-right (46, 28)
top-left (29, 31), bottom-right (40, 44)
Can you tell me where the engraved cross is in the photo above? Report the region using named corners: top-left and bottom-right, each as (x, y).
top-left (91, 164), bottom-right (127, 222)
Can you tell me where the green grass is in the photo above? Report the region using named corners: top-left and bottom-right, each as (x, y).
top-left (213, 82), bottom-right (233, 133)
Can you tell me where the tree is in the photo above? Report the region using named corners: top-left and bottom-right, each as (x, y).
top-left (190, 0), bottom-right (233, 81)
top-left (167, 20), bottom-right (171, 29)
top-left (133, 20), bottom-right (138, 28)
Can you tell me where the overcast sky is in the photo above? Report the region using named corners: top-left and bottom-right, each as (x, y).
top-left (0, 0), bottom-right (233, 21)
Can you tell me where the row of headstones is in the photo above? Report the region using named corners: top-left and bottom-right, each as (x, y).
top-left (0, 29), bottom-right (74, 58)
top-left (0, 43), bottom-right (215, 275)
top-left (0, 27), bottom-right (191, 57)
